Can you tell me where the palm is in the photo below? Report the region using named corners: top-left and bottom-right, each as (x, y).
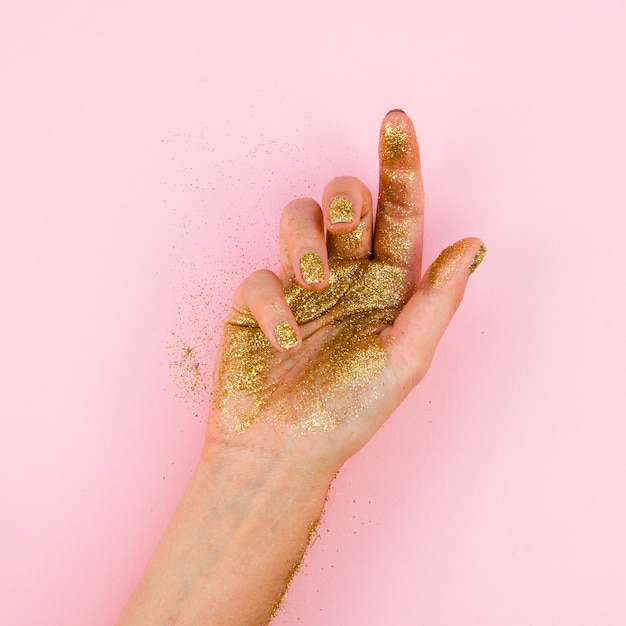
top-left (215, 258), bottom-right (411, 444)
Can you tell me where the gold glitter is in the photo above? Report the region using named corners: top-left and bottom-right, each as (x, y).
top-left (215, 259), bottom-right (410, 434)
top-left (379, 167), bottom-right (416, 210)
top-left (274, 321), bottom-right (299, 350)
top-left (428, 239), bottom-right (468, 288)
top-left (329, 196), bottom-right (354, 224)
top-left (469, 244), bottom-right (487, 274)
top-left (328, 219), bottom-right (370, 259)
top-left (270, 518), bottom-right (321, 618)
top-left (381, 118), bottom-right (414, 168)
top-left (168, 343), bottom-right (206, 394)
top-left (299, 252), bottom-right (325, 284)
top-left (374, 212), bottom-right (418, 268)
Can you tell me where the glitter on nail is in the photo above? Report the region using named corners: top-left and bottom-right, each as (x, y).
top-left (329, 196), bottom-right (354, 224)
top-left (469, 245), bottom-right (487, 274)
top-left (274, 321), bottom-right (299, 350)
top-left (428, 239), bottom-right (468, 289)
top-left (300, 252), bottom-right (325, 284)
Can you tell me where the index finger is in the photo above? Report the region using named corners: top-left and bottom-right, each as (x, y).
top-left (373, 110), bottom-right (425, 281)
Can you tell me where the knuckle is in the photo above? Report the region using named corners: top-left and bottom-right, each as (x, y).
top-left (412, 355), bottom-right (430, 382)
top-left (282, 197), bottom-right (316, 218)
top-left (392, 338), bottom-right (430, 387)
top-left (280, 198), bottom-right (320, 234)
top-left (245, 269), bottom-right (274, 291)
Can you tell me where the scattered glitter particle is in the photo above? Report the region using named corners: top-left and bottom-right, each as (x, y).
top-left (167, 340), bottom-right (210, 408)
top-left (270, 518), bottom-right (321, 618)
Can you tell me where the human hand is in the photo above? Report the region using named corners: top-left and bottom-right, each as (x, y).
top-left (207, 110), bottom-right (486, 474)
top-left (117, 113), bottom-right (486, 623)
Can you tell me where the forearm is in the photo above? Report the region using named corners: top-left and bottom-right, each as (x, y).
top-left (117, 440), bottom-right (334, 625)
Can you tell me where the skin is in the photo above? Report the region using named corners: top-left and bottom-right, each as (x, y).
top-left (116, 110), bottom-right (485, 625)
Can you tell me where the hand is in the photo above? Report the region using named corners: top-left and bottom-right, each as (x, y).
top-left (207, 110), bottom-right (486, 474)
top-left (118, 111), bottom-right (486, 625)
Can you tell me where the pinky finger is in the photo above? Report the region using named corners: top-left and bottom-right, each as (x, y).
top-left (231, 270), bottom-right (301, 351)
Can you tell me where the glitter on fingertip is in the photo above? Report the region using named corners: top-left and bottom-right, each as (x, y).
top-left (380, 118), bottom-right (414, 167)
top-left (428, 240), bottom-right (468, 289)
top-left (469, 245), bottom-right (487, 274)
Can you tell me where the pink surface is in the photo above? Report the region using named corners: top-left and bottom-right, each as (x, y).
top-left (2, 1), bottom-right (626, 624)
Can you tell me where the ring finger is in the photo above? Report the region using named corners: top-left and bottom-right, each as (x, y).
top-left (279, 197), bottom-right (328, 290)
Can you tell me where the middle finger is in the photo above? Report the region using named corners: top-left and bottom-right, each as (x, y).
top-left (373, 110), bottom-right (425, 282)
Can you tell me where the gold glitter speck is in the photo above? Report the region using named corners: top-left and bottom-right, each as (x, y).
top-left (428, 239), bottom-right (468, 289)
top-left (300, 252), bottom-right (325, 285)
top-left (170, 344), bottom-right (204, 393)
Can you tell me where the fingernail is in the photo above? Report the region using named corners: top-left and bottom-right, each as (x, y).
top-left (428, 240), bottom-right (468, 288)
top-left (300, 252), bottom-right (325, 285)
top-left (386, 108), bottom-right (406, 115)
top-left (329, 196), bottom-right (354, 224)
top-left (469, 245), bottom-right (487, 274)
top-left (274, 321), bottom-right (299, 350)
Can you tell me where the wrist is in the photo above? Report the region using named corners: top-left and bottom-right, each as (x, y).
top-left (120, 428), bottom-right (335, 625)
top-left (203, 415), bottom-right (342, 489)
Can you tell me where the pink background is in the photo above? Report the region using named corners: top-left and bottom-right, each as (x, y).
top-left (2, 1), bottom-right (625, 624)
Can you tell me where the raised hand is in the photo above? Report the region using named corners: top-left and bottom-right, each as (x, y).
top-left (208, 110), bottom-right (486, 469)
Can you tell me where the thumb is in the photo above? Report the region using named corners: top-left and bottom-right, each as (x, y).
top-left (383, 237), bottom-right (487, 390)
